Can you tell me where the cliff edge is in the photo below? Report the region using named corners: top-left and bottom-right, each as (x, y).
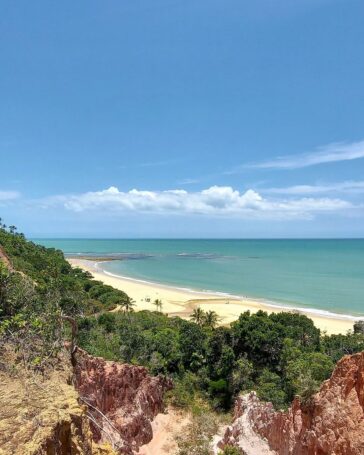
top-left (73, 348), bottom-right (172, 454)
top-left (0, 347), bottom-right (172, 455)
top-left (218, 351), bottom-right (364, 455)
top-left (0, 357), bottom-right (115, 455)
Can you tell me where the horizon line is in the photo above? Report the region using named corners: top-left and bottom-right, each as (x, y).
top-left (30, 237), bottom-right (364, 241)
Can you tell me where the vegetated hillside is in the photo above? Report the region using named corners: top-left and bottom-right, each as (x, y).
top-left (0, 220), bottom-right (132, 372)
top-left (0, 222), bottom-right (131, 314)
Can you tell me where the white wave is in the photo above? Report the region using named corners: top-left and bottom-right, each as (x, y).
top-left (97, 265), bottom-right (363, 322)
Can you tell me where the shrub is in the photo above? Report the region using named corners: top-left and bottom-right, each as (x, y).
top-left (354, 320), bottom-right (364, 334)
top-left (256, 369), bottom-right (286, 409)
top-left (219, 446), bottom-right (245, 455)
top-left (175, 408), bottom-right (219, 455)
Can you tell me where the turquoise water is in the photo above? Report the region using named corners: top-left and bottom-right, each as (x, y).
top-left (34, 239), bottom-right (364, 318)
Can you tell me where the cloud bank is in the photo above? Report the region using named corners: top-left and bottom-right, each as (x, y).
top-left (264, 181), bottom-right (364, 195)
top-left (0, 190), bottom-right (21, 201)
top-left (230, 140), bottom-right (364, 172)
top-left (53, 185), bottom-right (355, 220)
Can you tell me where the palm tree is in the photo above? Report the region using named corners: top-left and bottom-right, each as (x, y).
top-left (8, 225), bottom-right (17, 235)
top-left (121, 297), bottom-right (136, 316)
top-left (190, 307), bottom-right (205, 326)
top-left (203, 310), bottom-right (219, 329)
top-left (153, 298), bottom-right (163, 312)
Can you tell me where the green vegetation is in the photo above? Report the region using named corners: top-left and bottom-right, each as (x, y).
top-left (219, 447), bottom-right (245, 455)
top-left (0, 223), bottom-right (129, 316)
top-left (0, 221), bottom-right (129, 371)
top-left (77, 307), bottom-right (364, 410)
top-left (175, 405), bottom-right (220, 455)
top-left (1, 219), bottom-right (364, 414)
top-left (354, 320), bottom-right (364, 334)
top-left (0, 259), bottom-right (62, 370)
top-left (153, 298), bottom-right (163, 312)
top-left (190, 307), bottom-right (220, 329)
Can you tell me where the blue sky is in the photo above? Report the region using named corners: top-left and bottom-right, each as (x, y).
top-left (1, 0), bottom-right (364, 237)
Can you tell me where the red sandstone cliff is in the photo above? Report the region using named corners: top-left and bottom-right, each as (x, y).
top-left (73, 348), bottom-right (172, 455)
top-left (218, 351), bottom-right (364, 455)
top-left (0, 355), bottom-right (116, 455)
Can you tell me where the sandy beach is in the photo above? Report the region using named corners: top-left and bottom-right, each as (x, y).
top-left (68, 258), bottom-right (356, 335)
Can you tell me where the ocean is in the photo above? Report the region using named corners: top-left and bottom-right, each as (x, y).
top-left (34, 239), bottom-right (364, 318)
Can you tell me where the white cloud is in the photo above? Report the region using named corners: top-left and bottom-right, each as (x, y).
top-left (56, 185), bottom-right (355, 220)
top-left (229, 140), bottom-right (364, 172)
top-left (0, 190), bottom-right (21, 201)
top-left (177, 178), bottom-right (200, 185)
top-left (264, 181), bottom-right (364, 195)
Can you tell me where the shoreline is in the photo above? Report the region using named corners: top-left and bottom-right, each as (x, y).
top-left (68, 258), bottom-right (357, 335)
top-left (101, 267), bottom-right (362, 322)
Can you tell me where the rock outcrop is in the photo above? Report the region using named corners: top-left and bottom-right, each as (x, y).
top-left (0, 346), bottom-right (171, 455)
top-left (218, 351), bottom-right (364, 455)
top-left (0, 356), bottom-right (115, 455)
top-left (73, 348), bottom-right (172, 454)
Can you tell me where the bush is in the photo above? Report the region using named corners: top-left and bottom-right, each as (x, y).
top-left (322, 332), bottom-right (364, 362)
top-left (97, 312), bottom-right (117, 332)
top-left (0, 268), bottom-right (64, 371)
top-left (256, 369), bottom-right (287, 409)
top-left (175, 407), bottom-right (219, 455)
top-left (219, 446), bottom-right (245, 455)
top-left (354, 320), bottom-right (364, 334)
top-left (167, 372), bottom-right (199, 409)
top-left (229, 357), bottom-right (254, 395)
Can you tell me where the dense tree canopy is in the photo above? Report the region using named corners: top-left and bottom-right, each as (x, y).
top-left (0, 224), bottom-right (129, 315)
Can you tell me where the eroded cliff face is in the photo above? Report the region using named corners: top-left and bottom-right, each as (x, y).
top-left (0, 346), bottom-right (171, 455)
top-left (73, 348), bottom-right (172, 455)
top-left (218, 351), bottom-right (364, 455)
top-left (0, 358), bottom-right (115, 455)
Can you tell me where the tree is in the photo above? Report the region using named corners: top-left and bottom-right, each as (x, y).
top-left (206, 327), bottom-right (233, 379)
top-left (270, 312), bottom-right (320, 351)
top-left (8, 225), bottom-right (17, 235)
top-left (284, 351), bottom-right (334, 403)
top-left (229, 357), bottom-right (254, 395)
top-left (190, 307), bottom-right (205, 326)
top-left (203, 310), bottom-right (219, 329)
top-left (322, 332), bottom-right (364, 362)
top-left (98, 312), bottom-right (116, 332)
top-left (256, 369), bottom-right (286, 409)
top-left (121, 296), bottom-right (136, 315)
top-left (151, 328), bottom-right (181, 372)
top-left (153, 298), bottom-right (163, 312)
top-left (354, 320), bottom-right (364, 334)
top-left (231, 311), bottom-right (286, 368)
top-left (179, 320), bottom-right (207, 370)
